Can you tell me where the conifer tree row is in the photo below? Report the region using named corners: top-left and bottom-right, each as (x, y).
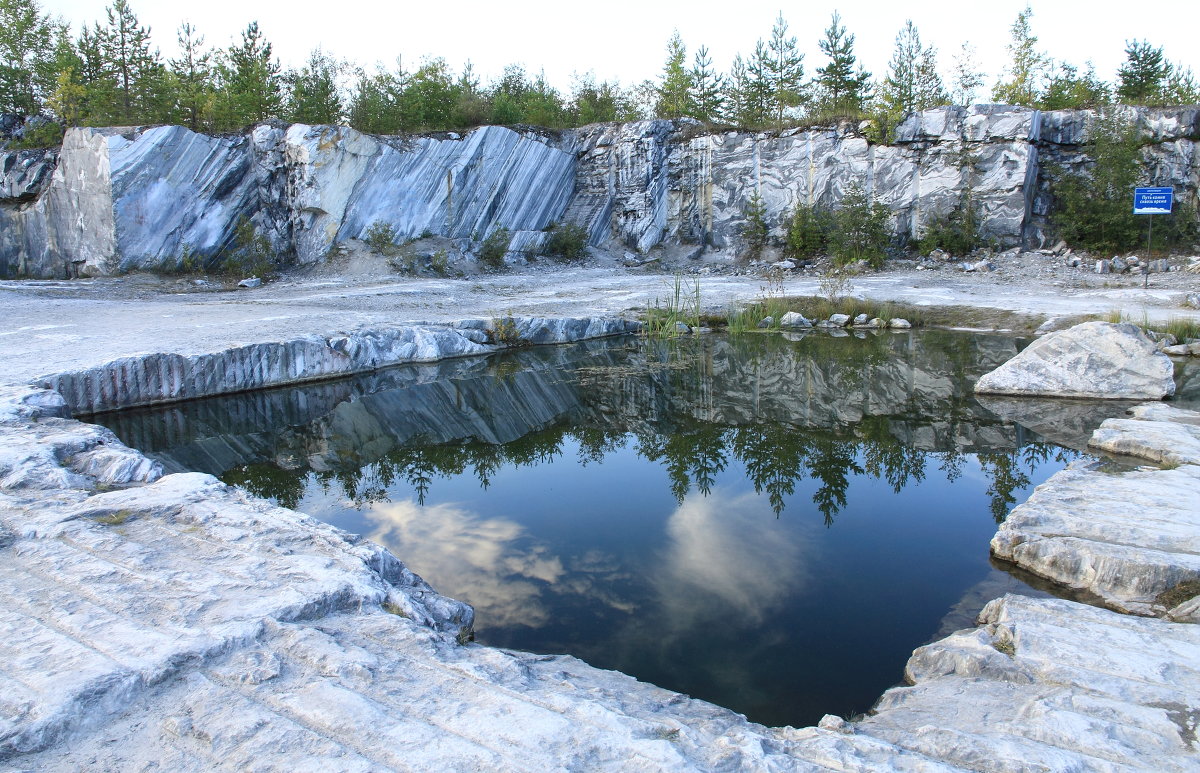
top-left (1, 0), bottom-right (1197, 141)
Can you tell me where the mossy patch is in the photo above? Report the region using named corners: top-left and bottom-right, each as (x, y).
top-left (95, 509), bottom-right (134, 525)
top-left (1156, 579), bottom-right (1200, 610)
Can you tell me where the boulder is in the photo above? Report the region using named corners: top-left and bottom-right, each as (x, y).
top-left (975, 321), bottom-right (1175, 399)
top-left (889, 318), bottom-right (912, 329)
top-left (827, 313), bottom-right (850, 327)
top-left (778, 311), bottom-right (811, 329)
top-left (852, 313), bottom-right (869, 326)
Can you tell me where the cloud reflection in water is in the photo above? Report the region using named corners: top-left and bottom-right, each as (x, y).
top-left (365, 499), bottom-right (565, 629)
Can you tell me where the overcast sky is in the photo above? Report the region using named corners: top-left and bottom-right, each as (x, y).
top-left (39, 0), bottom-right (1200, 96)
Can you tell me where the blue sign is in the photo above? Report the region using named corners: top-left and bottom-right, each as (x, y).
top-left (1134, 187), bottom-right (1173, 214)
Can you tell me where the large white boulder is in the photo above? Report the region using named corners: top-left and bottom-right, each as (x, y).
top-left (974, 321), bottom-right (1175, 399)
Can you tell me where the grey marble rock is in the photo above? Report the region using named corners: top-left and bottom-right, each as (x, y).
top-left (4, 106), bottom-right (1200, 277)
top-left (975, 321), bottom-right (1175, 399)
top-left (37, 317), bottom-right (638, 414)
top-left (3, 374), bottom-right (1199, 770)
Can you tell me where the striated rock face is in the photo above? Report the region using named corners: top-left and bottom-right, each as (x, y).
top-left (286, 124), bottom-right (577, 263)
top-left (3, 105), bottom-right (1198, 277)
top-left (975, 321), bottom-right (1176, 399)
top-left (38, 316), bottom-right (641, 414)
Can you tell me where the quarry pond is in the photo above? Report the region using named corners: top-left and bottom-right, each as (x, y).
top-left (89, 329), bottom-right (1137, 728)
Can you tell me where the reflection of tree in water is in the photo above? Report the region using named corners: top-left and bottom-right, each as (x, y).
top-left (215, 332), bottom-right (1079, 524)
top-left (637, 424), bottom-right (729, 500)
top-left (222, 424), bottom-right (1079, 524)
top-left (222, 463), bottom-right (307, 511)
top-left (976, 443), bottom-right (1076, 523)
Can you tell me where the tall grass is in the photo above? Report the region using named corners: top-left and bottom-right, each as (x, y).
top-left (1103, 309), bottom-right (1200, 341)
top-left (643, 274), bottom-right (702, 338)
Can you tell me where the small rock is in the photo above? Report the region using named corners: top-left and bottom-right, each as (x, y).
top-left (674, 322), bottom-right (691, 334)
top-left (828, 313), bottom-right (850, 327)
top-left (818, 715), bottom-right (851, 733)
top-left (971, 259), bottom-right (996, 273)
top-left (889, 318), bottom-right (912, 329)
top-left (1162, 344), bottom-right (1191, 356)
top-left (1096, 260), bottom-right (1111, 274)
top-left (867, 317), bottom-right (884, 328)
top-left (1184, 293), bottom-right (1200, 310)
top-left (237, 277), bottom-right (262, 288)
top-left (779, 312), bottom-right (812, 329)
top-left (772, 260), bottom-right (796, 270)
top-left (1052, 240), bottom-right (1068, 255)
top-left (928, 248), bottom-right (947, 262)
top-left (852, 313), bottom-right (869, 326)
top-left (1149, 259), bottom-right (1169, 273)
top-left (193, 279), bottom-right (210, 286)
top-left (757, 317), bottom-right (774, 329)
top-left (1110, 257), bottom-right (1128, 273)
top-left (1067, 257), bottom-right (1081, 268)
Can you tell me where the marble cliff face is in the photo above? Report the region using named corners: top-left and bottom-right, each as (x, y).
top-left (2, 106), bottom-right (1198, 278)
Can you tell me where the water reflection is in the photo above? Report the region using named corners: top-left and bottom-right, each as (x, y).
top-left (90, 330), bottom-right (1137, 728)
top-left (655, 488), bottom-right (806, 627)
top-left (365, 500), bottom-right (563, 628)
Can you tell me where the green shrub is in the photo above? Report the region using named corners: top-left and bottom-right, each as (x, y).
top-left (783, 203), bottom-right (833, 260)
top-left (917, 196), bottom-right (980, 256)
top-left (8, 121), bottom-right (64, 149)
top-left (1051, 109), bottom-right (1142, 254)
top-left (477, 227), bottom-right (511, 270)
top-left (489, 316), bottom-right (525, 346)
top-left (222, 217), bottom-right (276, 277)
top-left (741, 191), bottom-right (769, 260)
top-left (429, 249), bottom-right (450, 274)
top-left (541, 222), bottom-right (590, 262)
top-left (364, 221), bottom-right (400, 255)
top-left (830, 182), bottom-right (892, 268)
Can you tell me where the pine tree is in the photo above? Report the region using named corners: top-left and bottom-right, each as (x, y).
top-left (0, 0), bottom-right (59, 114)
top-left (169, 22), bottom-right (212, 130)
top-left (569, 73), bottom-right (636, 125)
top-left (214, 21), bottom-right (282, 130)
top-left (813, 12), bottom-right (872, 116)
top-left (286, 48), bottom-right (343, 125)
top-left (761, 13), bottom-right (804, 128)
top-left (348, 66), bottom-right (403, 134)
top-left (689, 45), bottom-right (723, 123)
top-left (398, 58), bottom-right (458, 131)
top-left (878, 20), bottom-right (945, 118)
top-left (1117, 40), bottom-right (1169, 105)
top-left (1040, 62), bottom-right (1109, 110)
top-left (93, 0), bottom-right (165, 124)
top-left (950, 42), bottom-right (985, 106)
top-left (654, 31), bottom-right (693, 119)
top-left (991, 5), bottom-right (1046, 106)
top-left (1164, 63), bottom-right (1200, 106)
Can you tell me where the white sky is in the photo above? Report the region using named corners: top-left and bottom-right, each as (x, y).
top-left (39, 0), bottom-right (1200, 96)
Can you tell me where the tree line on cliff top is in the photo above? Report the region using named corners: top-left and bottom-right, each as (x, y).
top-left (1, 0), bottom-right (1198, 141)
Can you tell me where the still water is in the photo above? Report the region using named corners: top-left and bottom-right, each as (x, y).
top-left (92, 330), bottom-right (1134, 728)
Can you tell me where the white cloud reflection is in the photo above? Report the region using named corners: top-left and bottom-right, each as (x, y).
top-left (653, 488), bottom-right (807, 630)
top-left (365, 499), bottom-right (564, 628)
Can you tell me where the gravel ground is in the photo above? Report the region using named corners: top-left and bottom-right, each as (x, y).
top-left (2, 249), bottom-right (1199, 386)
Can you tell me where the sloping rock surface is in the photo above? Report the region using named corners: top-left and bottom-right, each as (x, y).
top-left (994, 403), bottom-right (1200, 618)
top-left (975, 321), bottom-right (1175, 399)
top-left (3, 388), bottom-right (1199, 771)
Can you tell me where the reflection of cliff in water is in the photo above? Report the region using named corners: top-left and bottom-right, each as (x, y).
top-left (93, 331), bottom-right (1115, 521)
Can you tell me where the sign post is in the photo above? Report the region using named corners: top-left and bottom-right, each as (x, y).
top-left (1133, 187), bottom-right (1173, 288)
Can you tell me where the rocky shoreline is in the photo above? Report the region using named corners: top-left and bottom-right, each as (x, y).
top-left (1, 315), bottom-right (1198, 770)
